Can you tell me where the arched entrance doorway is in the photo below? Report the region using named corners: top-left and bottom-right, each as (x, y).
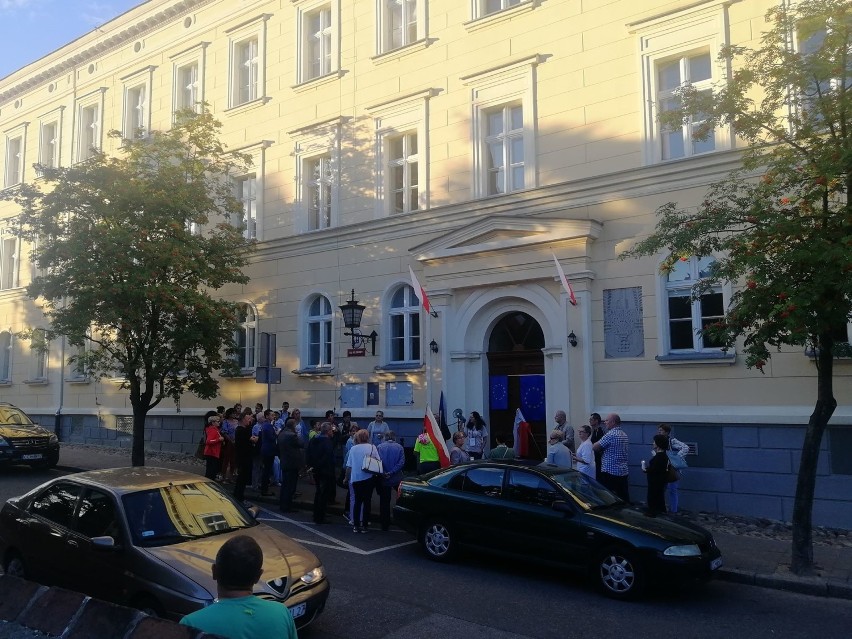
top-left (487, 312), bottom-right (546, 458)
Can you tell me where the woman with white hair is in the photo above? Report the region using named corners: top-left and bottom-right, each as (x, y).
top-left (573, 425), bottom-right (596, 479)
top-left (546, 430), bottom-right (574, 467)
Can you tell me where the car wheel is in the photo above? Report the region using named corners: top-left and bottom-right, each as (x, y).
top-left (421, 520), bottom-right (455, 562)
top-left (132, 595), bottom-right (165, 618)
top-left (595, 547), bottom-right (644, 599)
top-left (4, 552), bottom-right (27, 579)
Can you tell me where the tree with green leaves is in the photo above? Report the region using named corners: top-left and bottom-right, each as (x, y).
top-left (6, 109), bottom-right (254, 467)
top-left (624, 0), bottom-right (852, 575)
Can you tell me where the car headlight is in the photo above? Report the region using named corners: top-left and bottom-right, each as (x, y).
top-left (663, 544), bottom-right (701, 557)
top-left (49, 433), bottom-right (59, 444)
top-left (299, 566), bottom-right (325, 585)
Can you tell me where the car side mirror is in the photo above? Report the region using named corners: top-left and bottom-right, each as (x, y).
top-left (91, 535), bottom-right (120, 550)
top-left (551, 500), bottom-right (575, 517)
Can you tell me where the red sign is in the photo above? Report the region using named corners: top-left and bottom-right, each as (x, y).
top-left (347, 348), bottom-right (366, 357)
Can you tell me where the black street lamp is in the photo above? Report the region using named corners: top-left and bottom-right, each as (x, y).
top-left (339, 289), bottom-right (378, 355)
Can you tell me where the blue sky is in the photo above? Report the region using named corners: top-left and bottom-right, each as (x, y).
top-left (0, 0), bottom-right (143, 79)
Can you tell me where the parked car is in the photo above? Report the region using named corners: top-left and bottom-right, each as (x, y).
top-left (0, 467), bottom-right (329, 628)
top-left (393, 460), bottom-right (722, 599)
top-left (0, 403), bottom-right (59, 469)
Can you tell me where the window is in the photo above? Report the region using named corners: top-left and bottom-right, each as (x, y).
top-left (226, 15), bottom-right (269, 109)
top-left (484, 103), bottom-right (524, 195)
top-left (467, 0), bottom-right (536, 26)
top-left (462, 55), bottom-right (541, 199)
top-left (4, 134), bottom-right (24, 187)
top-left (377, 0), bottom-right (426, 53)
top-left (75, 490), bottom-right (120, 539)
top-left (656, 52), bottom-right (714, 160)
top-left (171, 42), bottom-right (208, 115)
top-left (506, 470), bottom-right (560, 507)
top-left (632, 2), bottom-right (732, 164)
top-left (31, 328), bottom-right (49, 380)
top-left (235, 175), bottom-right (257, 239)
top-left (0, 331), bottom-right (11, 382)
top-left (451, 467), bottom-right (504, 496)
top-left (124, 84), bottom-right (148, 138)
top-left (234, 303), bottom-right (257, 370)
top-left (39, 120), bottom-right (60, 169)
top-left (484, 0), bottom-right (521, 15)
top-left (77, 98), bottom-right (103, 162)
top-left (0, 232), bottom-right (19, 290)
top-left (388, 284), bottom-right (420, 363)
top-left (306, 154), bottom-right (333, 230)
top-left (68, 340), bottom-right (89, 381)
top-left (30, 483), bottom-right (82, 528)
top-left (296, 0), bottom-right (340, 84)
top-left (664, 256), bottom-right (725, 352)
top-left (306, 295), bottom-right (333, 368)
top-left (388, 133), bottom-right (419, 213)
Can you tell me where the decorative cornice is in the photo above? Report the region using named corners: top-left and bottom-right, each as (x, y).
top-left (0, 0), bottom-right (213, 104)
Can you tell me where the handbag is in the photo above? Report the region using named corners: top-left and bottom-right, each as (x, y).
top-left (666, 462), bottom-right (681, 483)
top-left (666, 450), bottom-right (688, 470)
top-left (361, 445), bottom-right (384, 475)
top-left (195, 436), bottom-right (205, 460)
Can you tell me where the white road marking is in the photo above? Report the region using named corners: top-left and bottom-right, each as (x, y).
top-left (257, 507), bottom-right (416, 555)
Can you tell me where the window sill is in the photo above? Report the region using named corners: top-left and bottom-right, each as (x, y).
top-left (371, 39), bottom-right (433, 64)
top-left (0, 381), bottom-right (11, 387)
top-left (656, 352), bottom-right (736, 366)
top-left (292, 367), bottom-right (335, 377)
top-left (221, 370), bottom-right (256, 379)
top-left (23, 378), bottom-right (49, 386)
top-left (66, 376), bottom-right (91, 385)
top-left (463, 1), bottom-right (538, 33)
top-left (291, 70), bottom-right (345, 93)
top-left (804, 347), bottom-right (852, 362)
top-left (224, 96), bottom-right (270, 115)
top-left (373, 363), bottom-right (424, 373)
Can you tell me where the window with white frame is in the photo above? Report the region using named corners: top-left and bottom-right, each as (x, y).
top-left (76, 91), bottom-right (105, 162)
top-left (234, 174), bottom-right (257, 240)
top-left (368, 88), bottom-right (432, 217)
top-left (171, 42), bottom-right (208, 115)
top-left (388, 284), bottom-right (420, 363)
top-left (39, 119), bottom-right (60, 169)
top-left (226, 15), bottom-right (269, 109)
top-left (290, 119), bottom-right (341, 233)
top-left (388, 132), bottom-right (419, 213)
top-left (306, 154), bottom-right (333, 230)
top-left (4, 134), bottom-right (24, 187)
top-left (30, 328), bottom-right (49, 381)
top-left (0, 232), bottom-right (19, 290)
top-left (462, 55), bottom-right (541, 199)
top-left (0, 331), bottom-right (11, 382)
top-left (632, 3), bottom-right (732, 165)
top-left (296, 0), bottom-right (340, 84)
top-left (664, 256), bottom-right (725, 352)
top-left (483, 0), bottom-right (521, 15)
top-left (306, 295), bottom-right (333, 368)
top-left (377, 0), bottom-right (426, 53)
top-left (68, 340), bottom-right (89, 381)
top-left (124, 84), bottom-right (147, 138)
top-left (234, 303), bottom-right (257, 370)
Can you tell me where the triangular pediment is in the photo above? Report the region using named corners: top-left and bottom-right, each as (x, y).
top-left (411, 216), bottom-right (602, 262)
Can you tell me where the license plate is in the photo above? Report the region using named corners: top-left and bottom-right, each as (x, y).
top-left (21, 454), bottom-right (43, 460)
top-left (289, 603), bottom-right (306, 619)
top-left (710, 557), bottom-right (723, 571)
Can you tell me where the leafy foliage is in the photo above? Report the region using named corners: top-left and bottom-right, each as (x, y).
top-left (5, 109), bottom-right (255, 464)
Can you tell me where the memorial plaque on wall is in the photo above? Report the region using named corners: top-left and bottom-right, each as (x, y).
top-left (603, 287), bottom-right (645, 358)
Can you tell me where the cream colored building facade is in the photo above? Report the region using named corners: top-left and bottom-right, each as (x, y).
top-left (0, 0), bottom-right (850, 525)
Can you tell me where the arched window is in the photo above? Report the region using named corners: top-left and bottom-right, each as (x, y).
top-left (664, 256), bottom-right (724, 352)
top-left (0, 331), bottom-right (11, 382)
top-left (234, 303), bottom-right (257, 370)
top-left (306, 295), bottom-right (332, 367)
top-left (388, 284), bottom-right (420, 363)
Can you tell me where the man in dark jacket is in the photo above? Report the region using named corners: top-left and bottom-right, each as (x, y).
top-left (277, 420), bottom-right (304, 513)
top-left (376, 431), bottom-right (405, 531)
top-left (305, 422), bottom-right (336, 524)
top-left (233, 412), bottom-right (256, 504)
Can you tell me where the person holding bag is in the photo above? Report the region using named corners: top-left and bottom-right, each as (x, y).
top-left (344, 429), bottom-right (376, 533)
top-left (642, 434), bottom-right (671, 515)
top-left (658, 423), bottom-right (689, 513)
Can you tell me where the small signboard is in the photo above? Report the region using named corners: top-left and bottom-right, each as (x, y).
top-left (347, 348), bottom-right (366, 357)
top-left (255, 366), bottom-right (282, 384)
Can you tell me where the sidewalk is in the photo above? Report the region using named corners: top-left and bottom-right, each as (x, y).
top-left (56, 445), bottom-right (852, 600)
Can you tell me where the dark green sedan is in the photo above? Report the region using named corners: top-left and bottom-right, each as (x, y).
top-left (393, 460), bottom-right (722, 599)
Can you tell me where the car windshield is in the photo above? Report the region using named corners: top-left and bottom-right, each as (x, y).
top-left (122, 481), bottom-right (256, 547)
top-left (549, 471), bottom-right (622, 510)
top-left (0, 406), bottom-right (34, 426)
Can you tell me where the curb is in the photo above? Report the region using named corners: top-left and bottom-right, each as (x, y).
top-left (716, 568), bottom-right (852, 600)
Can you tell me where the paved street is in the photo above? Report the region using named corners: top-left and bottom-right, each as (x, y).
top-left (2, 459), bottom-right (852, 638)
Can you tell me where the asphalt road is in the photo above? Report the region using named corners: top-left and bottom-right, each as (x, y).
top-left (2, 465), bottom-right (851, 639)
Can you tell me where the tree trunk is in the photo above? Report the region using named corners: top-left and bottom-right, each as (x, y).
top-left (131, 406), bottom-right (148, 467)
top-left (790, 341), bottom-right (836, 575)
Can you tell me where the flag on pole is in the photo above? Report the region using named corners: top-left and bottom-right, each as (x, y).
top-left (552, 253), bottom-right (578, 306)
top-left (438, 392), bottom-right (451, 440)
top-left (425, 406), bottom-right (451, 467)
top-left (409, 265), bottom-right (432, 314)
top-left (513, 408), bottom-right (527, 456)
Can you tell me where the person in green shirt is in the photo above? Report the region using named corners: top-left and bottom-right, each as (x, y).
top-left (414, 430), bottom-right (440, 474)
top-left (489, 433), bottom-right (515, 460)
top-left (180, 535), bottom-right (297, 639)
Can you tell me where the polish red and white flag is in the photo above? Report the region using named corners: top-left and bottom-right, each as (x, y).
top-left (552, 253), bottom-right (578, 306)
top-left (409, 265), bottom-right (432, 314)
top-left (425, 406), bottom-right (450, 467)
